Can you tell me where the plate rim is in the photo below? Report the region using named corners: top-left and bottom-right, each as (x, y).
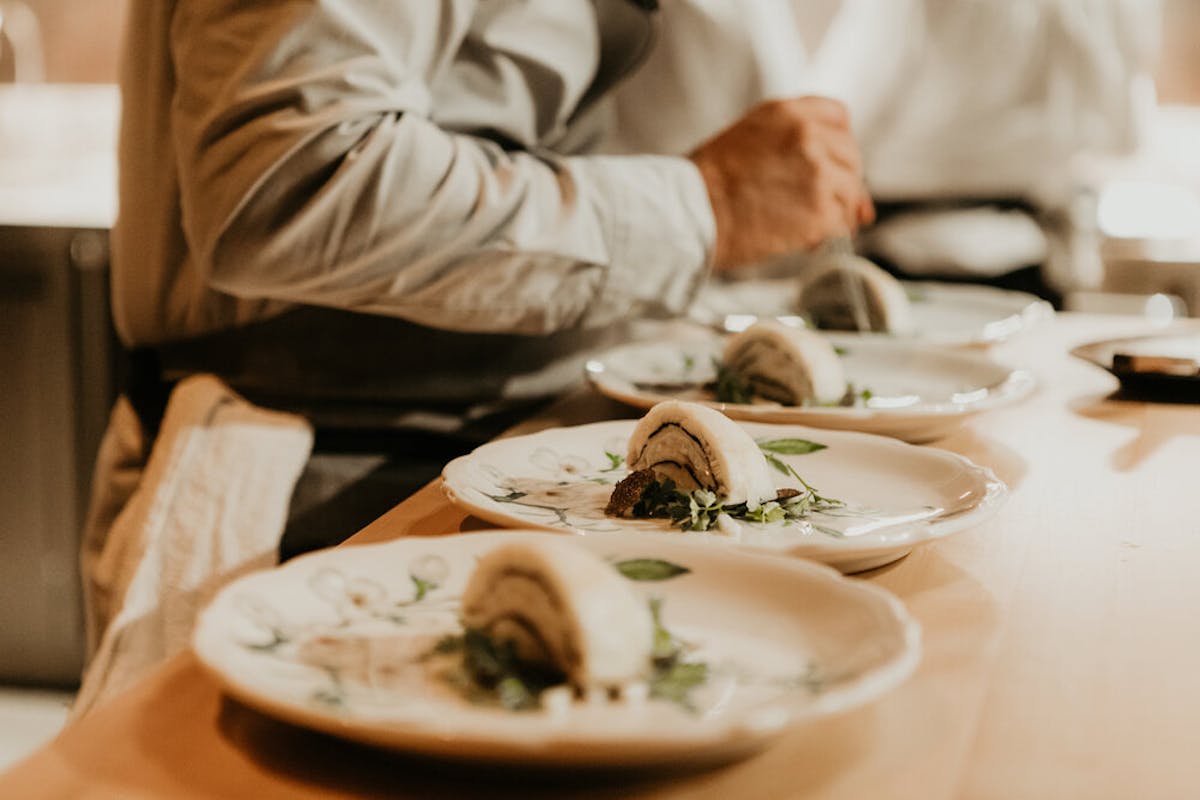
top-left (695, 279), bottom-right (1055, 347)
top-left (903, 281), bottom-right (1055, 346)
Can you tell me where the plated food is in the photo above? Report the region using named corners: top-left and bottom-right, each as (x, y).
top-left (192, 530), bottom-right (921, 767)
top-left (460, 538), bottom-right (655, 695)
top-left (441, 414), bottom-right (1005, 573)
top-left (618, 399), bottom-right (778, 510)
top-left (606, 399), bottom-right (844, 535)
top-left (691, 277), bottom-right (1054, 347)
top-left (586, 332), bottom-right (1035, 443)
top-left (795, 255), bottom-right (914, 334)
top-left (721, 321), bottom-right (847, 405)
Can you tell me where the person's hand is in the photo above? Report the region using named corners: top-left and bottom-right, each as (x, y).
top-left (688, 97), bottom-right (875, 273)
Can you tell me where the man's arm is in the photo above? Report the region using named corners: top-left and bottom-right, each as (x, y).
top-left (169, 1), bottom-right (716, 335)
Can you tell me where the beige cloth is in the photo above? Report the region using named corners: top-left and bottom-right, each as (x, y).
top-left (75, 375), bottom-right (313, 718)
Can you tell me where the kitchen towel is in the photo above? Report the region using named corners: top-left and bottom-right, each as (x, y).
top-left (74, 374), bottom-right (312, 717)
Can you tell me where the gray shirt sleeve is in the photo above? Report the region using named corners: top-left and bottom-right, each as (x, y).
top-left (168, 0), bottom-right (715, 336)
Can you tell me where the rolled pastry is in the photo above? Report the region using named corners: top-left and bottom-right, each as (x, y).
top-left (722, 321), bottom-right (847, 406)
top-left (796, 255), bottom-right (914, 334)
top-left (625, 400), bottom-right (777, 509)
top-left (460, 538), bottom-right (654, 690)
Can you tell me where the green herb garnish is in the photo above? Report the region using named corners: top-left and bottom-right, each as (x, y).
top-left (830, 383), bottom-right (873, 407)
top-left (713, 361), bottom-right (755, 404)
top-left (437, 597), bottom-right (709, 713)
top-left (647, 597), bottom-right (708, 710)
top-left (411, 575), bottom-right (435, 602)
top-left (650, 661), bottom-right (710, 710)
top-left (757, 437), bottom-right (827, 455)
top-left (455, 628), bottom-right (563, 711)
top-left (615, 558), bottom-right (691, 582)
top-left (648, 596), bottom-right (679, 660)
top-left (712, 360), bottom-right (874, 408)
top-left (630, 480), bottom-right (723, 532)
top-left (626, 471), bottom-right (841, 533)
top-left (760, 451), bottom-right (844, 511)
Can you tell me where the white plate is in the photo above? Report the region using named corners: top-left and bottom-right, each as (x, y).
top-left (441, 420), bottom-right (1005, 573)
top-left (585, 334), bottom-right (1034, 443)
top-left (693, 278), bottom-right (1054, 347)
top-left (192, 531), bottom-right (920, 768)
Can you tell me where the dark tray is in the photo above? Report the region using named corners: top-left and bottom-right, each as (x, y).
top-left (1071, 332), bottom-right (1200, 402)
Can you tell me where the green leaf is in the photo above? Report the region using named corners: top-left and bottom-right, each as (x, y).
top-left (615, 558), bottom-right (691, 582)
top-left (757, 438), bottom-right (827, 455)
top-left (648, 596), bottom-right (677, 660)
top-left (496, 676), bottom-right (538, 711)
top-left (644, 596), bottom-right (710, 710)
top-left (763, 451), bottom-right (792, 478)
top-left (625, 477), bottom-right (843, 532)
top-left (602, 450), bottom-right (625, 471)
top-left (462, 629), bottom-right (507, 684)
top-left (650, 660), bottom-right (709, 710)
top-left (411, 575), bottom-right (435, 602)
top-left (457, 629), bottom-right (563, 711)
top-left (830, 383), bottom-right (875, 407)
top-left (713, 361), bottom-right (755, 404)
top-left (757, 454), bottom-right (843, 512)
top-left (744, 501), bottom-right (785, 524)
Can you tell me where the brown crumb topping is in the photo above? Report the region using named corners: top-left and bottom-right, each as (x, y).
top-left (604, 468), bottom-right (657, 517)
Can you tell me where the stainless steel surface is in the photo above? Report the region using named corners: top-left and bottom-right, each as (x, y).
top-left (0, 225), bottom-right (116, 686)
top-left (0, 85), bottom-right (119, 686)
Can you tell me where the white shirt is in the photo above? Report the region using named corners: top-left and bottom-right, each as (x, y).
top-left (112, 0), bottom-right (716, 350)
top-left (606, 0), bottom-right (1156, 203)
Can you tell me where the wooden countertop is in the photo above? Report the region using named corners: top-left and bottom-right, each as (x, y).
top-left (3, 312), bottom-right (1200, 799)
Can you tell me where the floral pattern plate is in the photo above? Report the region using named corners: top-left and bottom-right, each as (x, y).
top-left (192, 530), bottom-right (920, 768)
top-left (585, 333), bottom-right (1035, 443)
top-left (692, 278), bottom-right (1055, 347)
top-left (441, 420), bottom-right (1006, 573)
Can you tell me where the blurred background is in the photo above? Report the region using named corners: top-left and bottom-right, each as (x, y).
top-left (0, 0), bottom-right (1198, 767)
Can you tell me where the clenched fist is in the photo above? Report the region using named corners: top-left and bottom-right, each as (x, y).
top-left (689, 97), bottom-right (875, 273)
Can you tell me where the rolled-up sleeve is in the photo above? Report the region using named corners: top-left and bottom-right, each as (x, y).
top-left (168, 0), bottom-right (715, 336)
